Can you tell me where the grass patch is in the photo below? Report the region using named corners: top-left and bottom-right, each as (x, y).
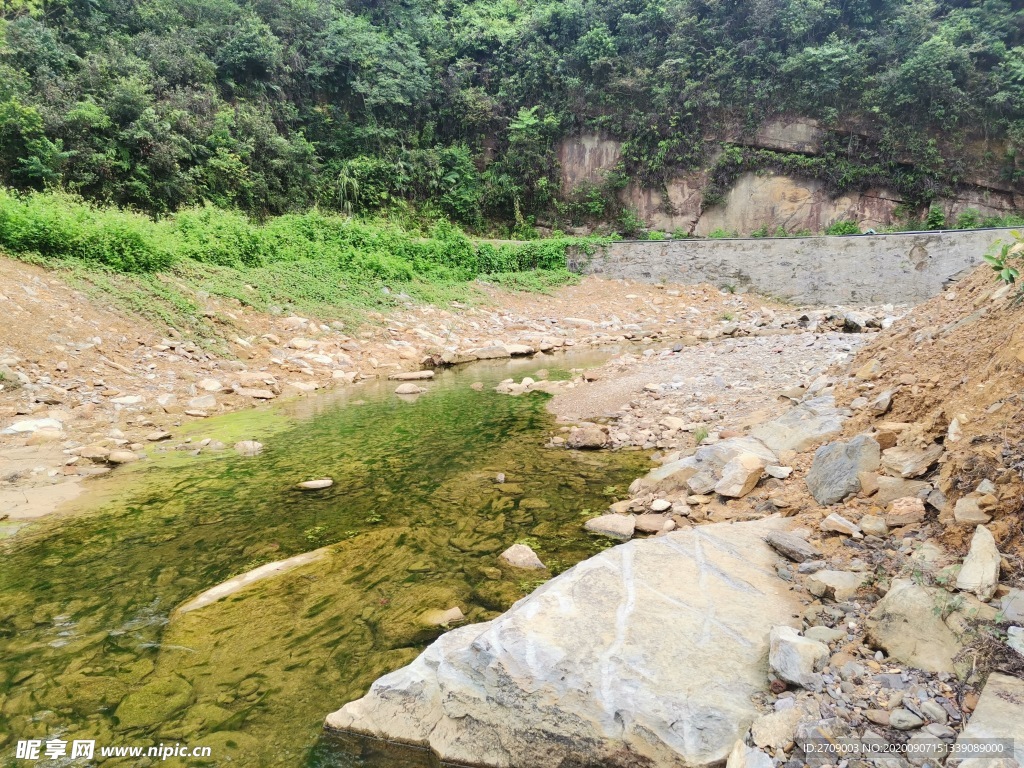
top-left (0, 188), bottom-right (606, 336)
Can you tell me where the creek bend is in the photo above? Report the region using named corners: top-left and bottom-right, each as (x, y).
top-left (0, 350), bottom-right (652, 767)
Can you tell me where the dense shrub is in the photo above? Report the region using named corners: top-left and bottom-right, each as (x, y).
top-left (0, 189), bottom-right (598, 287)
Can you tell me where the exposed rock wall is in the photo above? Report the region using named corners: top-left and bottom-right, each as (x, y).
top-left (557, 133), bottom-right (623, 193)
top-left (573, 228), bottom-right (1014, 305)
top-left (557, 122), bottom-right (1022, 234)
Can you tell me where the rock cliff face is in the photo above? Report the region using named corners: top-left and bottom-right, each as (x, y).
top-left (325, 518), bottom-right (804, 768)
top-left (557, 120), bottom-right (1022, 234)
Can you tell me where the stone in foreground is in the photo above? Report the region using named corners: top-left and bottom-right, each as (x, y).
top-left (956, 525), bottom-right (1000, 600)
top-left (805, 435), bottom-right (880, 505)
top-left (583, 513), bottom-right (635, 540)
top-left (326, 519), bottom-right (804, 768)
top-left (955, 673), bottom-right (1024, 765)
top-left (865, 579), bottom-right (963, 674)
top-left (768, 626), bottom-right (828, 689)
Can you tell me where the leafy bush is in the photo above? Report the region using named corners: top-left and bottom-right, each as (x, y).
top-left (825, 220), bottom-right (861, 236)
top-left (174, 206), bottom-right (270, 268)
top-left (955, 209), bottom-right (981, 229)
top-left (0, 190), bottom-right (602, 297)
top-left (0, 189), bottom-right (173, 271)
top-left (983, 232), bottom-right (1023, 284)
top-left (925, 206), bottom-right (948, 230)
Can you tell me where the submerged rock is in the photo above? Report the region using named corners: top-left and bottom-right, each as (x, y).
top-left (388, 371), bottom-right (435, 381)
top-left (325, 519), bottom-right (805, 768)
top-left (583, 513), bottom-right (635, 540)
top-left (114, 677), bottom-right (193, 729)
top-left (297, 478), bottom-right (333, 490)
top-left (499, 543), bottom-right (545, 570)
top-left (394, 383), bottom-right (426, 395)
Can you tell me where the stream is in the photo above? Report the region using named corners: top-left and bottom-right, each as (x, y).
top-left (0, 351), bottom-right (652, 767)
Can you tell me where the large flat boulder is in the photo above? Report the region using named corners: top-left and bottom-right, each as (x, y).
top-left (633, 436), bottom-right (776, 496)
top-left (325, 519), bottom-right (804, 768)
top-left (749, 396), bottom-right (844, 453)
top-left (805, 435), bottom-right (881, 505)
top-left (865, 579), bottom-right (964, 674)
top-left (955, 673), bottom-right (1024, 765)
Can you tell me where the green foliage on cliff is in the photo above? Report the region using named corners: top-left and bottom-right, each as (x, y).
top-left (0, 0), bottom-right (1022, 227)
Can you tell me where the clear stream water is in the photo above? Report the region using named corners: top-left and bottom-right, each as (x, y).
top-left (0, 351), bottom-right (652, 767)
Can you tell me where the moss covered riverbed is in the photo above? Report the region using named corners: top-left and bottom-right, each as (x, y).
top-left (0, 352), bottom-right (651, 767)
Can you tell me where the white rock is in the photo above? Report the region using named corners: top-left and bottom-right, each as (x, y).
top-left (394, 383), bottom-right (425, 395)
top-left (297, 478), bottom-right (333, 490)
top-left (955, 673), bottom-right (1024, 765)
top-left (956, 525), bottom-right (1000, 600)
top-left (422, 606), bottom-right (465, 626)
top-left (806, 570), bottom-right (867, 601)
top-left (819, 513), bottom-right (862, 538)
top-left (110, 395), bottom-right (144, 405)
top-left (234, 440), bottom-right (264, 456)
top-left (107, 450), bottom-right (140, 464)
top-left (750, 705), bottom-right (806, 750)
top-left (326, 519), bottom-right (807, 767)
top-left (768, 625), bottom-right (829, 689)
top-left (388, 371), bottom-right (435, 381)
top-left (1, 417), bottom-right (63, 435)
top-left (185, 395), bottom-right (215, 410)
top-left (1007, 626), bottom-right (1024, 656)
top-left (499, 543), bottom-right (545, 570)
top-left (198, 378), bottom-right (222, 392)
top-left (726, 740), bottom-right (773, 768)
top-left (583, 514), bottom-right (635, 540)
top-left (714, 453), bottom-right (768, 498)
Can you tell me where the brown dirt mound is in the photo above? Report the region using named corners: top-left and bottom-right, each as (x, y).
top-left (835, 264), bottom-right (1024, 575)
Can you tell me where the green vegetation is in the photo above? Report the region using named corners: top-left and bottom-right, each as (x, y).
top-left (0, 0), bottom-right (1020, 230)
top-left (984, 230), bottom-right (1023, 285)
top-left (0, 189), bottom-right (602, 332)
top-left (825, 220), bottom-right (861, 236)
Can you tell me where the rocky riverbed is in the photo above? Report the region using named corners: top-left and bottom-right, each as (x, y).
top-left (0, 255), bottom-right (895, 523)
top-left (328, 265), bottom-right (1024, 768)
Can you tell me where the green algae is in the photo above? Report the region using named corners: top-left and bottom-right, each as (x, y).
top-left (0, 352), bottom-right (651, 767)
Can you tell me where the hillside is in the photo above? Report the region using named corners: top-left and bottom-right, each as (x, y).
top-left (1, 0), bottom-right (1022, 233)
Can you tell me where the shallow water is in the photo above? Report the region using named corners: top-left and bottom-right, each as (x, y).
top-left (0, 351), bottom-right (651, 767)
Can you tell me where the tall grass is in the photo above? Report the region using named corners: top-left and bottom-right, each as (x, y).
top-left (0, 189), bottom-right (591, 283)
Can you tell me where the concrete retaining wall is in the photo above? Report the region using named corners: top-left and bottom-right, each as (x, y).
top-left (570, 228), bottom-right (1016, 305)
